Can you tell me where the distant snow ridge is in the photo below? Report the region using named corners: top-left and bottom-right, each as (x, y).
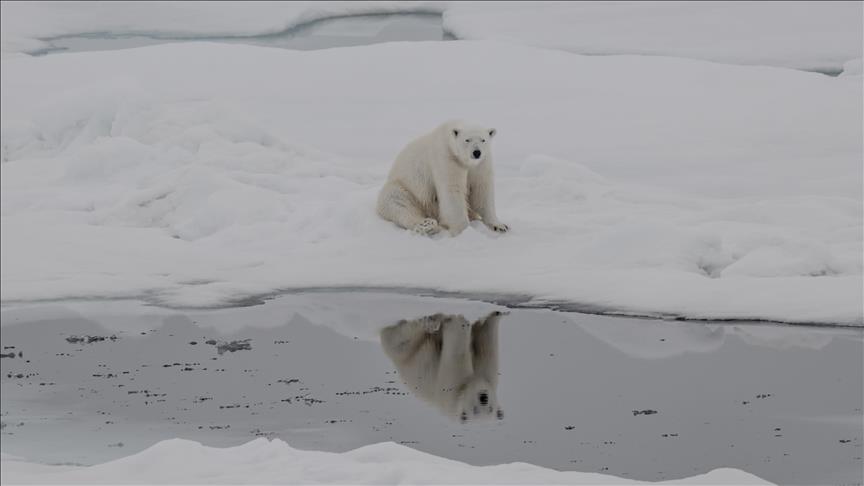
top-left (443, 2), bottom-right (863, 74)
top-left (0, 437), bottom-right (773, 484)
top-left (2, 2), bottom-right (860, 75)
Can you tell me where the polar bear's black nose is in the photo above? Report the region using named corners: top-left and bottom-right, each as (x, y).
top-left (478, 392), bottom-right (489, 405)
top-left (472, 150), bottom-right (482, 159)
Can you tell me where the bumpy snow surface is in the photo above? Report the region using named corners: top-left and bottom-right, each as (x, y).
top-left (2, 37), bottom-right (861, 324)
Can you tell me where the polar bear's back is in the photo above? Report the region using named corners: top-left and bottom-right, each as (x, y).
top-left (384, 126), bottom-right (449, 216)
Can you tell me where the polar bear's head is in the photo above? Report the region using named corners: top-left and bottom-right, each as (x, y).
top-left (448, 123), bottom-right (496, 168)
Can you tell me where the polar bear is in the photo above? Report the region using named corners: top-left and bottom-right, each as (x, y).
top-left (377, 120), bottom-right (509, 236)
top-left (379, 311), bottom-right (505, 423)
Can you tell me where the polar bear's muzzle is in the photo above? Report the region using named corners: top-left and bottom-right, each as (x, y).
top-left (472, 150), bottom-right (482, 159)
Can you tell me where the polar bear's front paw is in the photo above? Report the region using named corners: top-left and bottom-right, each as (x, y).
top-left (489, 222), bottom-right (509, 233)
top-left (411, 218), bottom-right (440, 236)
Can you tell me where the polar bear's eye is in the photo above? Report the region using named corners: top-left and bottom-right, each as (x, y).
top-left (481, 139), bottom-right (486, 143)
top-left (464, 139), bottom-right (470, 143)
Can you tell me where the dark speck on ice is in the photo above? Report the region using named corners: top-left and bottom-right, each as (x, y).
top-left (633, 410), bottom-right (658, 416)
top-left (214, 339), bottom-right (252, 354)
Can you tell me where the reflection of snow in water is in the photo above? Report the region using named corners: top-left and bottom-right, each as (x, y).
top-left (1, 292), bottom-right (506, 342)
top-left (2, 293), bottom-right (845, 353)
top-left (573, 314), bottom-right (844, 359)
top-left (729, 324), bottom-right (838, 350)
top-left (576, 317), bottom-right (726, 359)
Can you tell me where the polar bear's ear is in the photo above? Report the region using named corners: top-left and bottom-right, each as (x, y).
top-left (488, 128), bottom-right (497, 138)
top-left (452, 129), bottom-right (460, 138)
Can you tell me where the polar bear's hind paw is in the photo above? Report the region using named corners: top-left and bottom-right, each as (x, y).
top-left (491, 223), bottom-right (509, 233)
top-left (411, 218), bottom-right (441, 236)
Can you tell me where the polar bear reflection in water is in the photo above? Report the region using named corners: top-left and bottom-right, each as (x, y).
top-left (380, 310), bottom-right (505, 423)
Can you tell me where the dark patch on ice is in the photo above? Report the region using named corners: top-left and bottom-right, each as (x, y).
top-left (213, 339), bottom-right (252, 354)
top-left (30, 11), bottom-right (449, 57)
top-left (136, 191), bottom-right (171, 208)
top-left (177, 279), bottom-right (216, 286)
top-left (251, 428), bottom-right (275, 437)
top-left (539, 50), bottom-right (845, 77)
top-left (632, 410), bottom-right (658, 416)
top-left (335, 386), bottom-right (405, 396)
top-left (807, 67), bottom-right (844, 77)
top-left (65, 335), bottom-right (118, 344)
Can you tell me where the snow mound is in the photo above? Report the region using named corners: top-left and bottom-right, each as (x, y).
top-left (444, 2), bottom-right (863, 73)
top-left (0, 437), bottom-right (773, 484)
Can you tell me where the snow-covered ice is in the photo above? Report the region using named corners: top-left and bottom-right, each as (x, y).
top-left (2, 1), bottom-right (861, 75)
top-left (0, 437), bottom-right (771, 484)
top-left (1, 40), bottom-right (861, 325)
top-left (444, 1), bottom-right (863, 74)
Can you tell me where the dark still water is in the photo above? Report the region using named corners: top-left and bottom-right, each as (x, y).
top-left (2, 292), bottom-right (861, 484)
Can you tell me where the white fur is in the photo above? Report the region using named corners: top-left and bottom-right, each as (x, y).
top-left (377, 120), bottom-right (509, 236)
top-left (380, 311), bottom-right (505, 423)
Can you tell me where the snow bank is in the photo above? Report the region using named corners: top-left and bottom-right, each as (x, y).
top-left (840, 58), bottom-right (863, 77)
top-left (1, 41), bottom-right (861, 325)
top-left (0, 437), bottom-right (772, 484)
top-left (444, 1), bottom-right (863, 74)
top-left (2, 1), bottom-right (860, 74)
